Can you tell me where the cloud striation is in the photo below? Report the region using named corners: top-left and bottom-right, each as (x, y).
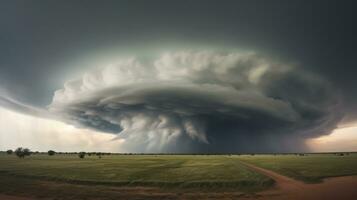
top-left (48, 51), bottom-right (342, 153)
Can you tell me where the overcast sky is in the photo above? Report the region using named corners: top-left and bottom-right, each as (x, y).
top-left (0, 0), bottom-right (356, 153)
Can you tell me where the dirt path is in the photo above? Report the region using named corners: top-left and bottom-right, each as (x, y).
top-left (240, 161), bottom-right (357, 200)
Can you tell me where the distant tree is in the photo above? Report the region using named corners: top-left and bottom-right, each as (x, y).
top-left (15, 148), bottom-right (23, 158)
top-left (48, 150), bottom-right (56, 156)
top-left (15, 147), bottom-right (31, 158)
top-left (23, 148), bottom-right (31, 156)
top-left (6, 149), bottom-right (13, 155)
top-left (79, 152), bottom-right (86, 159)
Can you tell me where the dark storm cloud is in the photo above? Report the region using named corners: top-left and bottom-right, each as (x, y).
top-left (48, 51), bottom-right (341, 152)
top-left (0, 96), bottom-right (49, 118)
top-left (0, 0), bottom-right (356, 152)
top-left (1, 0), bottom-right (356, 109)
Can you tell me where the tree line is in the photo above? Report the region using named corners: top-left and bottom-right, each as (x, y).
top-left (4, 148), bottom-right (354, 158)
top-left (5, 147), bottom-right (111, 159)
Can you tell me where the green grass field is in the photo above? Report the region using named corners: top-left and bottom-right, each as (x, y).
top-left (0, 154), bottom-right (272, 191)
top-left (239, 153), bottom-right (357, 183)
top-left (1, 153), bottom-right (357, 199)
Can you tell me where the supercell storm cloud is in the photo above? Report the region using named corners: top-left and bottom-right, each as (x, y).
top-left (48, 51), bottom-right (342, 153)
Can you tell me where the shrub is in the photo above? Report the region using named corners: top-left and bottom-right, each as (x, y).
top-left (15, 147), bottom-right (31, 158)
top-left (79, 152), bottom-right (86, 159)
top-left (6, 150), bottom-right (13, 155)
top-left (48, 150), bottom-right (56, 156)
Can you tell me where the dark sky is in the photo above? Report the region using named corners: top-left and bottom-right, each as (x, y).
top-left (0, 0), bottom-right (356, 106)
top-left (0, 0), bottom-right (356, 152)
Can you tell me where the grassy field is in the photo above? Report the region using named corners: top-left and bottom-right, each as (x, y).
top-left (0, 154), bottom-right (272, 191)
top-left (238, 153), bottom-right (357, 183)
top-left (1, 153), bottom-right (357, 199)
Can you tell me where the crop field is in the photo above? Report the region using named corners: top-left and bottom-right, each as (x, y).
top-left (0, 153), bottom-right (357, 199)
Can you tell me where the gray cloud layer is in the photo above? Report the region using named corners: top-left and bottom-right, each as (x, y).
top-left (48, 51), bottom-right (342, 153)
top-left (0, 96), bottom-right (50, 118)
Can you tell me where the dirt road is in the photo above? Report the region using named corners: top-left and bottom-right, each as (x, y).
top-left (241, 161), bottom-right (357, 200)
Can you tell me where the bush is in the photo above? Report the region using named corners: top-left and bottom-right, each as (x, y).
top-left (6, 150), bottom-right (13, 155)
top-left (79, 152), bottom-right (86, 159)
top-left (48, 150), bottom-right (56, 156)
top-left (15, 147), bottom-right (31, 158)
